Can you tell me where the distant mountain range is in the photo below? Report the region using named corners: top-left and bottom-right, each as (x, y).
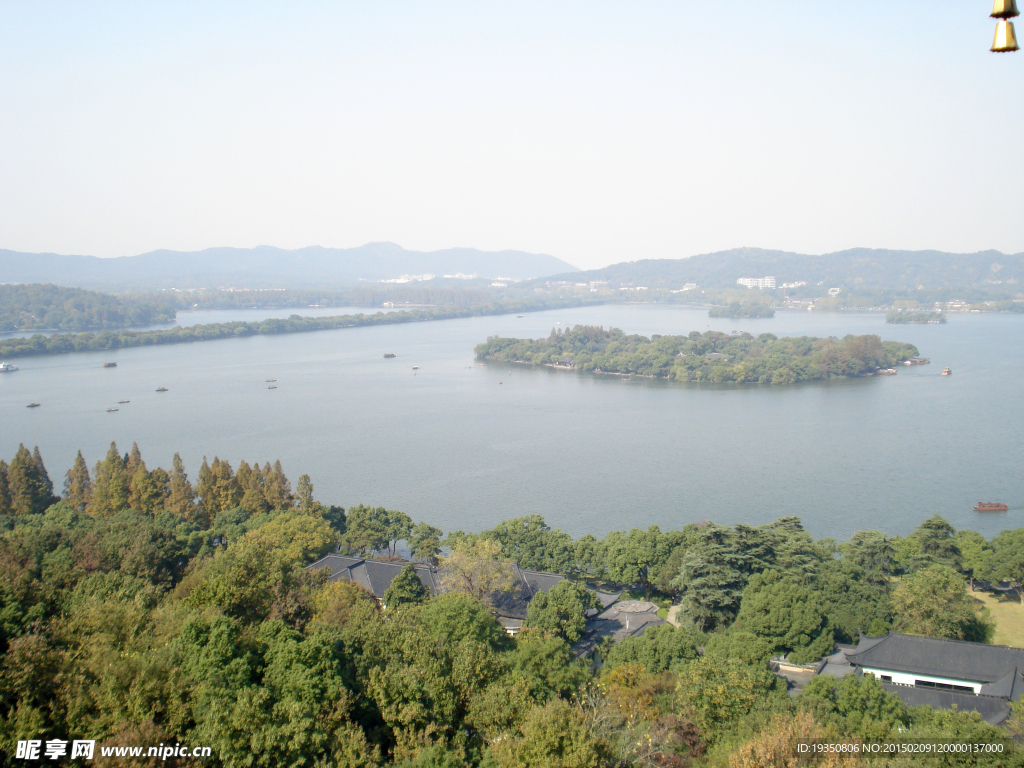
top-left (537, 247), bottom-right (1024, 295)
top-left (0, 243), bottom-right (579, 291)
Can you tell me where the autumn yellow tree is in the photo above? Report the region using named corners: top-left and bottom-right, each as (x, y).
top-left (438, 538), bottom-right (517, 609)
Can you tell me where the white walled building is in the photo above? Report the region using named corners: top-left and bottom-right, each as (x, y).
top-left (736, 276), bottom-right (776, 289)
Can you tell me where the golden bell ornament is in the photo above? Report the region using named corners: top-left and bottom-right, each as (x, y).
top-left (991, 0), bottom-right (1020, 19)
top-left (991, 20), bottom-right (1020, 51)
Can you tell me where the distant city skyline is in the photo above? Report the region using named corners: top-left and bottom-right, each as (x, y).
top-left (2, 2), bottom-right (1022, 271)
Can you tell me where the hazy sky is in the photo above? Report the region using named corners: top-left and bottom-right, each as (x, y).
top-left (2, 2), bottom-right (1022, 270)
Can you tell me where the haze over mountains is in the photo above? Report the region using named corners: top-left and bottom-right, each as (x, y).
top-left (537, 247), bottom-right (1024, 294)
top-left (0, 243), bottom-right (579, 291)
top-left (2, 244), bottom-right (1022, 297)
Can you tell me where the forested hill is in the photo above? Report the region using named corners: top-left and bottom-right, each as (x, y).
top-left (535, 247), bottom-right (1024, 294)
top-left (0, 283), bottom-right (175, 333)
top-left (2, 441), bottom-right (1022, 766)
top-left (476, 326), bottom-right (919, 384)
top-left (0, 243), bottom-right (578, 290)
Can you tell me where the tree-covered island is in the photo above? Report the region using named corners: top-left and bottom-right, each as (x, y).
top-left (707, 302), bottom-right (775, 318)
top-left (475, 326), bottom-right (920, 384)
top-left (886, 310), bottom-right (947, 324)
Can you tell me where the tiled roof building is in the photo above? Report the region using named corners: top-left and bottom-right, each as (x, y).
top-left (817, 632), bottom-right (1024, 725)
top-left (306, 554), bottom-right (621, 636)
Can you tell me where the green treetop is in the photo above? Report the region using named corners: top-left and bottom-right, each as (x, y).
top-left (891, 564), bottom-right (992, 642)
top-left (382, 562), bottom-right (429, 609)
top-left (733, 569), bottom-right (834, 664)
top-left (987, 528), bottom-right (1024, 605)
top-left (524, 580), bottom-right (598, 643)
top-left (62, 450), bottom-right (92, 513)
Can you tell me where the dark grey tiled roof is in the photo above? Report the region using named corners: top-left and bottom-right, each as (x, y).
top-left (882, 683), bottom-right (1012, 726)
top-left (980, 668), bottom-right (1024, 701)
top-left (846, 633), bottom-right (1024, 685)
top-left (307, 555), bottom-right (608, 621)
top-left (306, 555), bottom-right (441, 599)
top-left (573, 602), bottom-right (667, 657)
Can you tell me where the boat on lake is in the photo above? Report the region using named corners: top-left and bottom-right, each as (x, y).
top-left (877, 368), bottom-right (897, 376)
top-left (268, 385), bottom-right (277, 389)
top-left (383, 353), bottom-right (396, 358)
top-left (106, 408), bottom-right (119, 412)
top-left (156, 387), bottom-right (168, 392)
top-left (0, 362), bottom-right (18, 373)
top-left (266, 379), bottom-right (276, 382)
top-left (941, 367), bottom-right (952, 376)
top-left (118, 400), bottom-right (130, 404)
top-left (103, 362), bottom-right (117, 368)
top-left (974, 502), bottom-right (1008, 512)
top-left (26, 402), bottom-right (40, 408)
top-left (412, 366), bottom-right (419, 370)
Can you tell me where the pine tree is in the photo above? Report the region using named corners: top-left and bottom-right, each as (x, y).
top-left (149, 467), bottom-right (170, 510)
top-left (196, 456), bottom-right (215, 524)
top-left (7, 444), bottom-right (54, 515)
top-left (210, 457), bottom-right (242, 512)
top-left (167, 453), bottom-right (199, 522)
top-left (31, 446), bottom-right (58, 508)
top-left (126, 447), bottom-right (149, 512)
top-left (382, 562), bottom-right (429, 609)
top-left (0, 460), bottom-right (12, 516)
top-left (130, 464), bottom-right (166, 514)
top-left (63, 450), bottom-right (93, 512)
top-left (261, 460), bottom-right (293, 510)
top-left (89, 442), bottom-right (131, 518)
top-left (125, 442), bottom-right (144, 478)
top-left (295, 474), bottom-right (314, 511)
top-left (240, 468), bottom-right (270, 516)
top-left (236, 460), bottom-right (253, 491)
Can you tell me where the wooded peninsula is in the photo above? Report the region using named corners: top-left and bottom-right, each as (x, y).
top-left (0, 297), bottom-right (592, 360)
top-left (476, 326), bottom-right (920, 384)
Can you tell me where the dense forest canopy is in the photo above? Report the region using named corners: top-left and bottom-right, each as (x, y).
top-left (0, 284), bottom-right (175, 333)
top-left (1, 443), bottom-right (1022, 766)
top-left (476, 326), bottom-right (920, 384)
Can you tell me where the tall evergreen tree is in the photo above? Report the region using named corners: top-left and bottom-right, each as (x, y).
top-left (130, 463), bottom-right (166, 514)
top-left (0, 459), bottom-right (12, 516)
top-left (7, 444), bottom-right (54, 515)
top-left (89, 442), bottom-right (131, 518)
top-left (672, 525), bottom-right (750, 631)
top-left (62, 450), bottom-right (93, 513)
top-left (382, 562), bottom-right (429, 609)
top-left (263, 460), bottom-right (293, 510)
top-left (210, 457), bottom-right (242, 512)
top-left (240, 466), bottom-right (270, 516)
top-left (295, 474), bottom-right (314, 511)
top-left (196, 456), bottom-right (215, 524)
top-left (31, 446), bottom-right (58, 508)
top-left (125, 442), bottom-right (144, 479)
top-left (167, 453), bottom-right (199, 522)
top-left (236, 460), bottom-right (253, 491)
top-left (910, 515), bottom-right (963, 572)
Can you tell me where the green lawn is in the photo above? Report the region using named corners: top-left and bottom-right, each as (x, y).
top-left (973, 590), bottom-right (1024, 647)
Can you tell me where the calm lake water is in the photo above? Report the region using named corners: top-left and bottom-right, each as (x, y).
top-left (2, 305), bottom-right (1021, 542)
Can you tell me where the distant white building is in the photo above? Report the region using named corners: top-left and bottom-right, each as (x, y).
top-left (781, 281), bottom-right (807, 288)
top-left (828, 287), bottom-right (842, 297)
top-left (737, 276), bottom-right (776, 289)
